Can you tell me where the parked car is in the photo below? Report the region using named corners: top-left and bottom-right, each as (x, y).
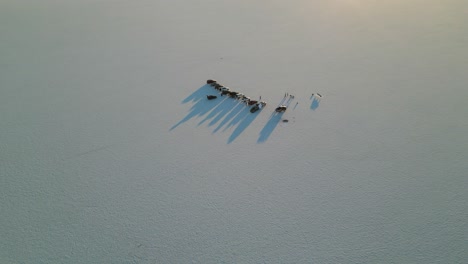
top-left (275, 105), bottom-right (287, 112)
top-left (250, 101), bottom-right (266, 113)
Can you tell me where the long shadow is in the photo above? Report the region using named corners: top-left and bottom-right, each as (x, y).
top-left (257, 112), bottom-right (284, 143)
top-left (181, 84), bottom-right (211, 104)
top-left (253, 96), bottom-right (293, 143)
top-left (310, 98), bottom-right (320, 110)
top-left (227, 109), bottom-right (260, 144)
top-left (222, 104), bottom-right (250, 132)
top-left (170, 94), bottom-right (226, 131)
top-left (197, 98), bottom-right (239, 127)
top-left (212, 102), bottom-right (246, 133)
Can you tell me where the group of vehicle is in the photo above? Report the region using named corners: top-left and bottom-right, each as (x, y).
top-left (206, 79), bottom-right (267, 113)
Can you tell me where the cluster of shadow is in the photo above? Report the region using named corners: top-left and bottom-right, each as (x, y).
top-left (170, 85), bottom-right (286, 143)
top-left (170, 85), bottom-right (260, 143)
top-left (310, 94), bottom-right (320, 110)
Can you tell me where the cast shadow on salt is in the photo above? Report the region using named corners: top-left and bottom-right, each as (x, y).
top-left (227, 108), bottom-right (260, 144)
top-left (181, 85), bottom-right (210, 104)
top-left (257, 113), bottom-right (284, 143)
top-left (200, 99), bottom-right (242, 129)
top-left (212, 102), bottom-right (246, 133)
top-left (170, 88), bottom-right (227, 130)
top-left (255, 95), bottom-right (293, 143)
top-left (171, 88), bottom-right (259, 143)
top-left (310, 97), bottom-right (320, 110)
top-left (203, 101), bottom-right (259, 143)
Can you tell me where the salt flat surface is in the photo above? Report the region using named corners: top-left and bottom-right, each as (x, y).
top-left (1, 0), bottom-right (467, 263)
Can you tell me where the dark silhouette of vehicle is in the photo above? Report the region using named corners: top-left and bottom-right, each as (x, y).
top-left (250, 101), bottom-right (266, 113)
top-left (275, 105), bottom-right (287, 112)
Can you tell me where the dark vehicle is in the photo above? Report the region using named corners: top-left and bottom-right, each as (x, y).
top-left (250, 102), bottom-right (266, 113)
top-left (235, 93), bottom-right (245, 99)
top-left (275, 105), bottom-right (287, 112)
top-left (207, 79), bottom-right (217, 84)
top-left (207, 95), bottom-right (217, 100)
top-left (250, 105), bottom-right (260, 113)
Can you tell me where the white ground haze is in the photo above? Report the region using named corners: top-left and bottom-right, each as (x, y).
top-left (1, 0), bottom-right (467, 263)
